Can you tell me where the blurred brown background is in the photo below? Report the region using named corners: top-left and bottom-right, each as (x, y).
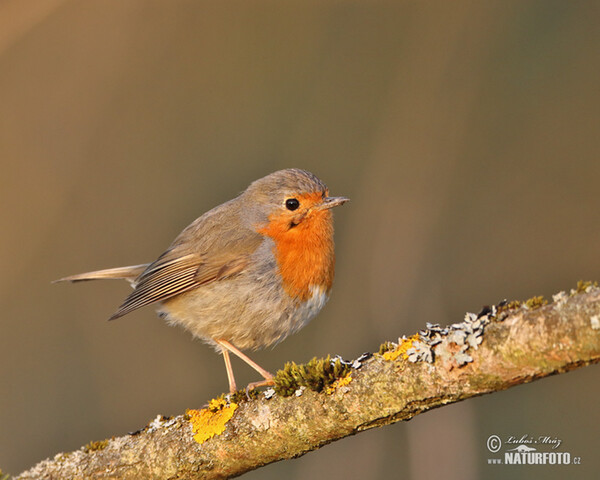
top-left (1, 1), bottom-right (599, 478)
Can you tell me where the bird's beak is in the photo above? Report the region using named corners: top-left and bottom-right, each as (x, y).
top-left (316, 196), bottom-right (350, 210)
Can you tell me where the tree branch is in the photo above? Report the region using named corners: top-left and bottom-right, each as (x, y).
top-left (17, 285), bottom-right (600, 479)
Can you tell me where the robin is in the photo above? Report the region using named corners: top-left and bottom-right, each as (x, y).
top-left (56, 169), bottom-right (348, 393)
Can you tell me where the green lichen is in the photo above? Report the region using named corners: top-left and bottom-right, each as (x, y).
top-left (462, 372), bottom-right (506, 392)
top-left (228, 388), bottom-right (259, 404)
top-left (378, 341), bottom-right (395, 355)
top-left (84, 439), bottom-right (109, 453)
top-left (524, 296), bottom-right (548, 310)
top-left (496, 300), bottom-right (521, 314)
top-left (573, 280), bottom-right (598, 294)
top-left (274, 355), bottom-right (352, 397)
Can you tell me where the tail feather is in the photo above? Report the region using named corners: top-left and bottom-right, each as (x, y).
top-left (54, 264), bottom-right (150, 287)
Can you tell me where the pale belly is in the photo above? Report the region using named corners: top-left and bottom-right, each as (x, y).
top-left (158, 277), bottom-right (330, 351)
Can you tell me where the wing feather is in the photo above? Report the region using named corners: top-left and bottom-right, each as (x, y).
top-left (109, 231), bottom-right (262, 320)
top-left (109, 254), bottom-right (201, 320)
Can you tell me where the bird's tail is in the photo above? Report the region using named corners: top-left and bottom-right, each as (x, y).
top-left (53, 264), bottom-right (149, 287)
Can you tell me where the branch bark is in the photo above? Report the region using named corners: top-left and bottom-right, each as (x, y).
top-left (17, 286), bottom-right (600, 479)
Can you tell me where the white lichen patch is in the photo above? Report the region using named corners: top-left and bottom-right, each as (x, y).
top-left (352, 352), bottom-right (372, 369)
top-left (407, 340), bottom-right (433, 363)
top-left (147, 415), bottom-right (176, 433)
top-left (552, 291), bottom-right (568, 307)
top-left (591, 315), bottom-right (600, 330)
top-left (408, 307), bottom-right (492, 367)
top-left (263, 388), bottom-right (276, 399)
top-left (249, 404), bottom-right (272, 431)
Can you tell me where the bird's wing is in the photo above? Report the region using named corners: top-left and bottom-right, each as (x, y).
top-left (109, 229), bottom-right (263, 320)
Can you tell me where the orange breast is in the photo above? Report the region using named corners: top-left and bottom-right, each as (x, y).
top-left (258, 204), bottom-right (335, 302)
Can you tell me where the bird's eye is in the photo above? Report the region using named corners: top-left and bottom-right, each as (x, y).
top-left (285, 198), bottom-right (300, 211)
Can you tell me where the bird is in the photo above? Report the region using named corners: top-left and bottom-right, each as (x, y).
top-left (56, 169), bottom-right (348, 393)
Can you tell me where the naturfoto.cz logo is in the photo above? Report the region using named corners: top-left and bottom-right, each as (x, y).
top-left (486, 434), bottom-right (582, 466)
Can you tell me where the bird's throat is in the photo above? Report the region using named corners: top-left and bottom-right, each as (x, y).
top-left (258, 210), bottom-right (335, 302)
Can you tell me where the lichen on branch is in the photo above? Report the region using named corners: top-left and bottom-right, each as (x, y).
top-left (16, 282), bottom-right (600, 480)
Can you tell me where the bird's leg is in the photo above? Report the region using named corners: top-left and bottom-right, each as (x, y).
top-left (215, 339), bottom-right (274, 391)
top-left (245, 377), bottom-right (276, 391)
top-left (221, 348), bottom-right (237, 394)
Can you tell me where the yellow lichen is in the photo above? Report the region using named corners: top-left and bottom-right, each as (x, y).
top-left (382, 335), bottom-right (418, 361)
top-left (186, 401), bottom-right (238, 444)
top-left (325, 373), bottom-right (353, 394)
top-left (207, 397), bottom-right (227, 412)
